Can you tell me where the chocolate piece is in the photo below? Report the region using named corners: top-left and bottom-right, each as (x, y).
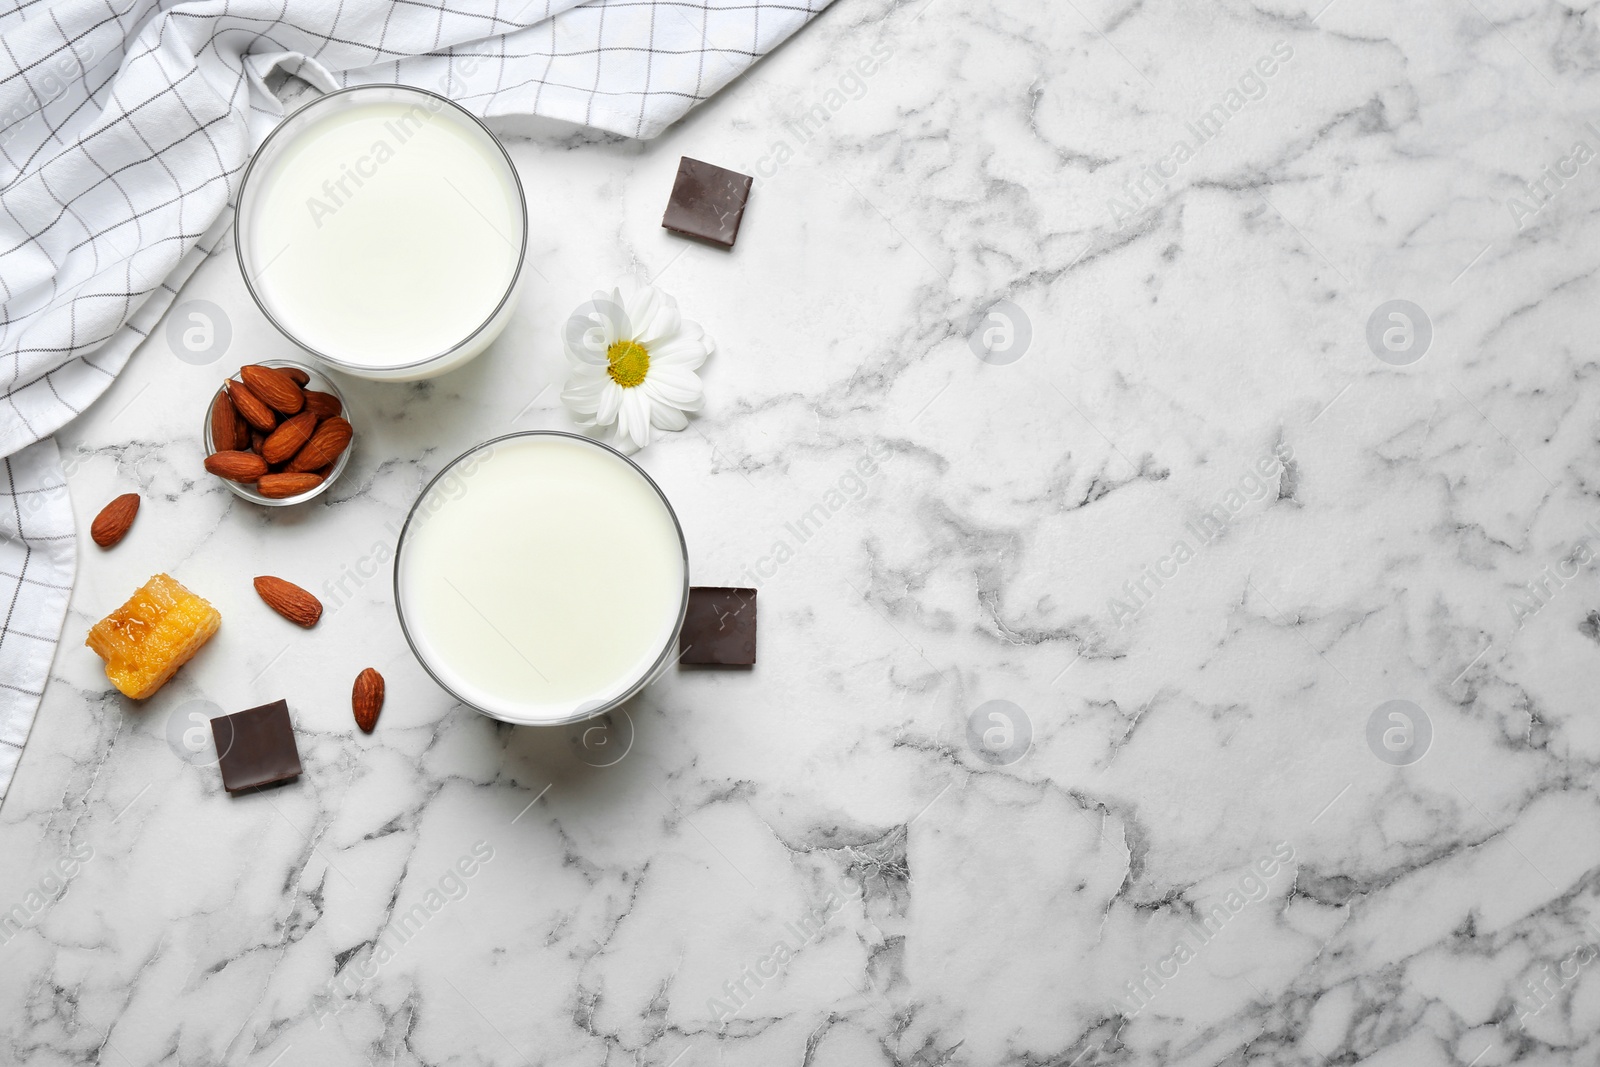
top-left (679, 587), bottom-right (757, 666)
top-left (212, 699), bottom-right (302, 793)
top-left (662, 158), bottom-right (753, 249)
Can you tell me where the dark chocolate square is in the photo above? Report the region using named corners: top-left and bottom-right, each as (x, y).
top-left (212, 699), bottom-right (302, 793)
top-left (679, 587), bottom-right (757, 666)
top-left (662, 158), bottom-right (753, 249)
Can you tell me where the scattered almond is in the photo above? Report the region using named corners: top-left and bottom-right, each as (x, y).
top-left (302, 390), bottom-right (342, 420)
top-left (287, 417), bottom-right (353, 473)
top-left (205, 451), bottom-right (268, 482)
top-left (240, 365), bottom-right (305, 415)
top-left (262, 411), bottom-right (318, 465)
top-left (257, 472), bottom-right (324, 498)
top-left (90, 493), bottom-right (140, 548)
top-left (227, 379), bottom-right (279, 432)
top-left (253, 575), bottom-right (323, 627)
top-left (352, 668), bottom-right (384, 733)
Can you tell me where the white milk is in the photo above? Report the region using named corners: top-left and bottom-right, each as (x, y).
top-left (397, 436), bottom-right (686, 723)
top-left (242, 97), bottom-right (522, 372)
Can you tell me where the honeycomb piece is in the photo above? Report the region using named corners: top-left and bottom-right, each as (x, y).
top-left (86, 573), bottom-right (220, 699)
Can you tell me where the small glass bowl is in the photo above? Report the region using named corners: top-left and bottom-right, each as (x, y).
top-left (202, 359), bottom-right (353, 507)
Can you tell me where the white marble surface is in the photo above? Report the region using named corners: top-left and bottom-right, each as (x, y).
top-left (8, 0), bottom-right (1600, 1063)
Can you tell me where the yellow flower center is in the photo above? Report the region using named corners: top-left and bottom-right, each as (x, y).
top-left (607, 340), bottom-right (650, 388)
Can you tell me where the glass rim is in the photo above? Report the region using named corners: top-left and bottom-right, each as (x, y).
top-left (391, 430), bottom-right (691, 727)
top-left (234, 84), bottom-right (529, 375)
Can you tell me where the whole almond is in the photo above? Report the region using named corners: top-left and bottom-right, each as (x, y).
top-left (227, 379), bottom-right (279, 432)
top-left (90, 493), bottom-right (140, 548)
top-left (281, 366), bottom-right (311, 386)
top-left (257, 472), bottom-right (323, 498)
top-left (262, 411), bottom-right (317, 465)
top-left (302, 390), bottom-right (342, 420)
top-left (204, 451), bottom-right (269, 482)
top-left (240, 365), bottom-right (304, 416)
top-left (209, 392), bottom-right (241, 451)
top-left (253, 576), bottom-right (323, 627)
top-left (352, 668), bottom-right (384, 733)
top-left (287, 417), bottom-right (353, 473)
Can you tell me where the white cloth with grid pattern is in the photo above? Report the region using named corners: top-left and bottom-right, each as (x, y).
top-left (0, 0), bottom-right (830, 801)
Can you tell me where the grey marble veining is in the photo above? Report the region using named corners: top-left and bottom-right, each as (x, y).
top-left (7, 0), bottom-right (1600, 1064)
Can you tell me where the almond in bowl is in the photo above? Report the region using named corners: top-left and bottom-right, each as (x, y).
top-left (203, 360), bottom-right (353, 506)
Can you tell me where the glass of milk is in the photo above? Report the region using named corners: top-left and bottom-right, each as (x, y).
top-left (236, 86), bottom-right (527, 381)
top-left (394, 433), bottom-right (690, 725)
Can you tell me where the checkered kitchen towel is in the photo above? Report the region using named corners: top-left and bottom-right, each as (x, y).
top-left (0, 440), bottom-right (74, 797)
top-left (0, 0), bottom-right (832, 801)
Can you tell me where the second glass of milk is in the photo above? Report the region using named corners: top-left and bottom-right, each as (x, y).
top-left (394, 433), bottom-right (690, 725)
top-left (236, 85), bottom-right (527, 380)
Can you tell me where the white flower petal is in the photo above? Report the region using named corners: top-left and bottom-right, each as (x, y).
top-left (594, 381), bottom-right (624, 427)
top-left (561, 377), bottom-right (608, 416)
top-left (623, 287), bottom-right (662, 340)
top-left (618, 389), bottom-right (653, 451)
top-left (642, 367), bottom-right (702, 408)
top-left (602, 288), bottom-right (632, 345)
top-left (562, 377), bottom-right (607, 401)
top-left (637, 303), bottom-right (682, 347)
top-left (649, 402), bottom-right (689, 432)
top-left (648, 363), bottom-right (702, 389)
top-left (563, 318), bottom-right (592, 363)
top-left (649, 334), bottom-right (711, 369)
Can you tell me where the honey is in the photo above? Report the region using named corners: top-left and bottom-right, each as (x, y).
top-left (86, 574), bottom-right (220, 699)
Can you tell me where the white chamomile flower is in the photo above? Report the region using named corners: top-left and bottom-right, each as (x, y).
top-left (560, 284), bottom-right (712, 454)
